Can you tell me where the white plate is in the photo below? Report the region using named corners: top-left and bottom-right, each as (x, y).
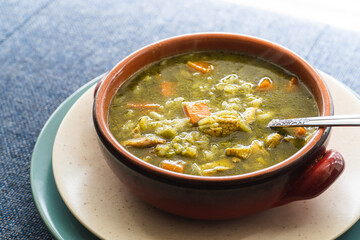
top-left (53, 71), bottom-right (360, 240)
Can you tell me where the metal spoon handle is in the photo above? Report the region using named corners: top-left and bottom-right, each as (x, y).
top-left (267, 114), bottom-right (360, 127)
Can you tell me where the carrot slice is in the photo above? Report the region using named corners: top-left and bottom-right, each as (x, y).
top-left (287, 77), bottom-right (298, 92)
top-left (184, 102), bottom-right (211, 124)
top-left (293, 127), bottom-right (306, 137)
top-left (187, 61), bottom-right (214, 74)
top-left (161, 160), bottom-right (185, 173)
top-left (160, 81), bottom-right (176, 97)
top-left (256, 77), bottom-right (273, 91)
top-left (126, 103), bottom-right (160, 109)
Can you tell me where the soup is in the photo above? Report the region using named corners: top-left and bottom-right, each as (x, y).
top-left (108, 51), bottom-right (318, 176)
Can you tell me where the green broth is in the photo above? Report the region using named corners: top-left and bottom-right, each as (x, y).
top-left (108, 51), bottom-right (318, 176)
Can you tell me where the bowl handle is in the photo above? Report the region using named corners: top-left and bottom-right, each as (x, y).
top-left (275, 147), bottom-right (345, 206)
top-left (94, 72), bottom-right (109, 98)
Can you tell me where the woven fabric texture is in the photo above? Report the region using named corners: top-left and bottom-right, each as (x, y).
top-left (1, 0), bottom-right (359, 239)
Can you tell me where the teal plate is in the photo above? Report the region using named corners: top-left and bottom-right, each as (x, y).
top-left (31, 74), bottom-right (360, 239)
top-left (30, 76), bottom-right (100, 240)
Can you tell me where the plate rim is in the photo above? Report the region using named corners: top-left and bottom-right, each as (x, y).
top-left (30, 75), bottom-right (102, 239)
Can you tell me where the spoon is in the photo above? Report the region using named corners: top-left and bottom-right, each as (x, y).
top-left (267, 114), bottom-right (360, 127)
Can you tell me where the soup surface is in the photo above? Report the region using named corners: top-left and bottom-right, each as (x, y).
top-left (108, 51), bottom-right (318, 176)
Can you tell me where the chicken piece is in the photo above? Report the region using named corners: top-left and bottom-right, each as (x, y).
top-left (226, 140), bottom-right (268, 162)
top-left (130, 123), bottom-right (141, 137)
top-left (265, 133), bottom-right (282, 148)
top-left (198, 114), bottom-right (251, 137)
top-left (199, 159), bottom-right (235, 176)
top-left (122, 136), bottom-right (165, 148)
top-left (250, 140), bottom-right (269, 157)
top-left (160, 160), bottom-right (185, 173)
top-left (244, 107), bottom-right (256, 124)
top-left (225, 146), bottom-right (251, 159)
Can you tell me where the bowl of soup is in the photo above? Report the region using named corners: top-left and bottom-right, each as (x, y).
top-left (93, 33), bottom-right (344, 219)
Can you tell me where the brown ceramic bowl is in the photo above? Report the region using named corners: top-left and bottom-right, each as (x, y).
top-left (93, 33), bottom-right (344, 220)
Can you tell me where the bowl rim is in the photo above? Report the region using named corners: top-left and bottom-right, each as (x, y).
top-left (93, 32), bottom-right (332, 185)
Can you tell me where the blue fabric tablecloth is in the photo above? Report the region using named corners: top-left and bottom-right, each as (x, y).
top-left (1, 0), bottom-right (359, 239)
